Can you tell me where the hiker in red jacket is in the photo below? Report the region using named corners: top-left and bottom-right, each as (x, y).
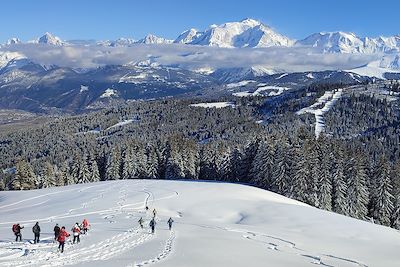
top-left (57, 226), bottom-right (70, 253)
top-left (82, 219), bottom-right (90, 234)
top-left (12, 223), bottom-right (24, 242)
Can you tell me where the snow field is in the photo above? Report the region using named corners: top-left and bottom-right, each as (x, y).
top-left (0, 180), bottom-right (400, 267)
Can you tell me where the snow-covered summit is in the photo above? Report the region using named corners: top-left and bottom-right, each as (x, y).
top-left (296, 31), bottom-right (365, 53)
top-left (110, 37), bottom-right (136, 47)
top-left (297, 31), bottom-right (400, 53)
top-left (136, 34), bottom-right (173, 45)
top-left (37, 32), bottom-right (67, 46)
top-left (174, 28), bottom-right (201, 44)
top-left (5, 37), bottom-right (21, 46)
top-left (178, 18), bottom-right (294, 48)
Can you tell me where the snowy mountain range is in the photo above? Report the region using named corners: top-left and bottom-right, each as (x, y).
top-left (2, 18), bottom-right (399, 53)
top-left (295, 31), bottom-right (400, 53)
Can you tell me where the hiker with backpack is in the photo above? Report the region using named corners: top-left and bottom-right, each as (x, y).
top-left (32, 222), bottom-right (41, 244)
top-left (12, 223), bottom-right (24, 242)
top-left (82, 219), bottom-right (90, 234)
top-left (138, 217), bottom-right (144, 229)
top-left (57, 226), bottom-right (70, 253)
top-left (54, 223), bottom-right (61, 241)
top-left (167, 217), bottom-right (174, 231)
top-left (149, 218), bottom-right (156, 234)
top-left (72, 223), bottom-right (81, 244)
top-left (152, 208), bottom-right (157, 218)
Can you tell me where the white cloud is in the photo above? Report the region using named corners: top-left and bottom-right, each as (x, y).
top-left (1, 43), bottom-right (380, 73)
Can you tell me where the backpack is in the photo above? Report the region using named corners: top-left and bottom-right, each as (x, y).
top-left (12, 224), bottom-right (18, 233)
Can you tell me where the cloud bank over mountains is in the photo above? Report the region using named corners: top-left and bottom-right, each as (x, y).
top-left (3, 43), bottom-right (379, 73)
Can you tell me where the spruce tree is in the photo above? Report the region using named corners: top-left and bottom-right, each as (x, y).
top-left (347, 155), bottom-right (369, 220)
top-left (40, 162), bottom-right (57, 188)
top-left (372, 156), bottom-right (394, 226)
top-left (318, 146), bottom-right (332, 211)
top-left (291, 145), bottom-right (309, 202)
top-left (10, 160), bottom-right (37, 190)
top-left (391, 161), bottom-right (400, 229)
top-left (250, 141), bottom-right (274, 190)
top-left (331, 147), bottom-right (348, 215)
top-left (106, 149), bottom-right (121, 180)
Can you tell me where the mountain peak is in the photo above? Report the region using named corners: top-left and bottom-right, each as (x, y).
top-left (179, 18), bottom-right (293, 48)
top-left (137, 34), bottom-right (173, 44)
top-left (5, 37), bottom-right (21, 46)
top-left (38, 32), bottom-right (66, 46)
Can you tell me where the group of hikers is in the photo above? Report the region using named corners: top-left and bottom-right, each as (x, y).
top-left (11, 206), bottom-right (175, 254)
top-left (12, 218), bottom-right (90, 253)
top-left (139, 207), bottom-right (174, 234)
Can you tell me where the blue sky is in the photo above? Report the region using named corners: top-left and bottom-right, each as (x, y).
top-left (1, 0), bottom-right (399, 43)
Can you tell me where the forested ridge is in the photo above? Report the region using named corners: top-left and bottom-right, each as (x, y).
top-left (1, 84), bottom-right (400, 229)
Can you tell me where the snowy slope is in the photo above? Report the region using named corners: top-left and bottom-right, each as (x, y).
top-left (297, 89), bottom-right (343, 137)
top-left (348, 56), bottom-right (400, 79)
top-left (0, 180), bottom-right (399, 267)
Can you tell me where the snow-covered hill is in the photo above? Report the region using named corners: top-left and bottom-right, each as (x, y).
top-left (177, 18), bottom-right (294, 48)
top-left (0, 180), bottom-right (399, 267)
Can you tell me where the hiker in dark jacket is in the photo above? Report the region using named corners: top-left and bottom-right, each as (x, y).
top-left (54, 224), bottom-right (61, 241)
top-left (12, 223), bottom-right (24, 242)
top-left (149, 218), bottom-right (156, 234)
top-left (167, 217), bottom-right (174, 231)
top-left (32, 222), bottom-right (41, 244)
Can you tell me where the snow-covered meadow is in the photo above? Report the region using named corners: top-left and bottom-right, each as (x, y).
top-left (0, 180), bottom-right (399, 267)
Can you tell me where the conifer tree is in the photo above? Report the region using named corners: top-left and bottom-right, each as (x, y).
top-left (250, 141), bottom-right (274, 190)
top-left (10, 159), bottom-right (37, 190)
top-left (331, 147), bottom-right (348, 215)
top-left (40, 162), bottom-right (56, 188)
top-left (291, 145), bottom-right (309, 202)
top-left (347, 155), bottom-right (369, 220)
top-left (372, 156), bottom-right (393, 226)
top-left (391, 161), bottom-right (400, 229)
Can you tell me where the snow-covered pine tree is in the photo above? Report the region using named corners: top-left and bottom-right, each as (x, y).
top-left (145, 145), bottom-right (159, 179)
top-left (10, 159), bottom-right (37, 190)
top-left (250, 141), bottom-right (274, 190)
top-left (318, 143), bottom-right (333, 211)
top-left (165, 137), bottom-right (185, 179)
top-left (229, 148), bottom-right (243, 182)
top-left (271, 143), bottom-right (291, 196)
top-left (121, 148), bottom-right (134, 179)
top-left (306, 139), bottom-right (321, 207)
top-left (76, 154), bottom-right (91, 184)
top-left (199, 145), bottom-right (218, 180)
top-left (89, 156), bottom-right (100, 182)
top-left (372, 156), bottom-right (393, 226)
top-left (291, 145), bottom-right (309, 202)
top-left (239, 141), bottom-right (259, 183)
top-left (347, 154), bottom-right (369, 220)
top-left (40, 162), bottom-right (56, 188)
top-left (331, 146), bottom-right (348, 215)
top-left (220, 149), bottom-right (232, 181)
top-left (391, 161), bottom-right (400, 229)
top-left (106, 149), bottom-right (121, 180)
